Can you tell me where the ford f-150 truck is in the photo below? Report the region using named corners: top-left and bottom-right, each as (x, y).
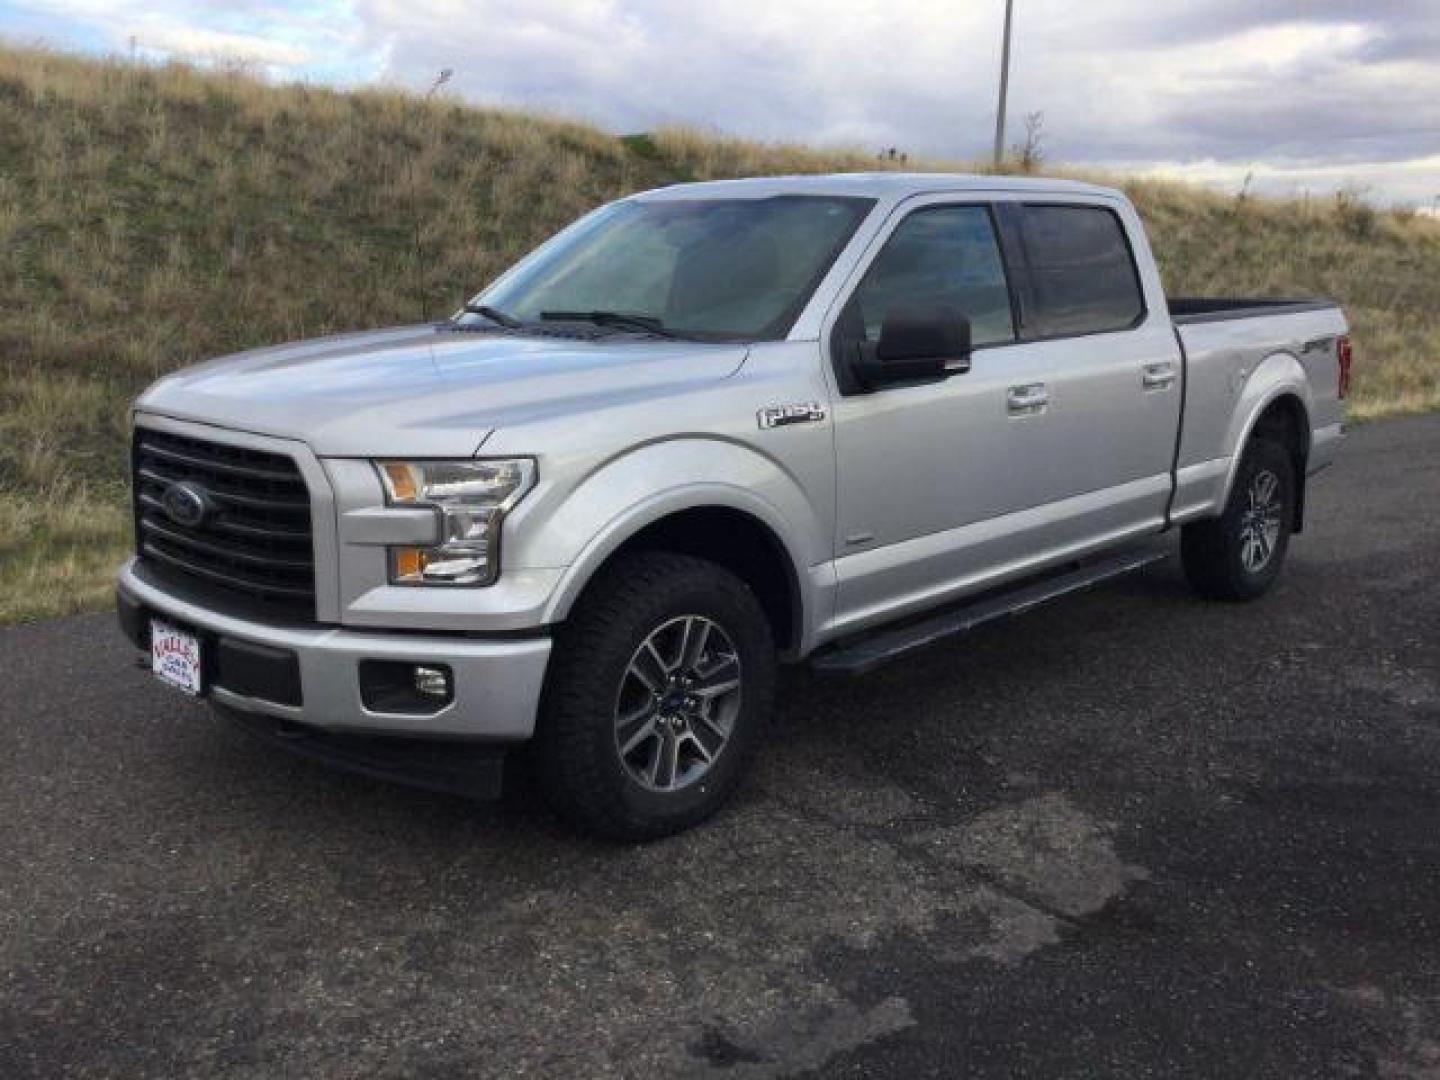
top-left (117, 174), bottom-right (1349, 838)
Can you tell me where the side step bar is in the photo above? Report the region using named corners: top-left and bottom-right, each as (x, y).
top-left (811, 546), bottom-right (1169, 676)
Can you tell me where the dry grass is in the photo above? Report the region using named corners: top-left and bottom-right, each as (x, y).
top-left (1121, 178), bottom-right (1440, 421)
top-left (0, 482), bottom-right (130, 623)
top-left (1, 43), bottom-right (1438, 622)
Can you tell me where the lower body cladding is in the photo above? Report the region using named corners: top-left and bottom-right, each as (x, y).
top-left (116, 557), bottom-right (551, 799)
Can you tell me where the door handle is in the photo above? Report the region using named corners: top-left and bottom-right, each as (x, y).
top-left (1007, 382), bottom-right (1048, 416)
top-left (1142, 362), bottom-right (1178, 390)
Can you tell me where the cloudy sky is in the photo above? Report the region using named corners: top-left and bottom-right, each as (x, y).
top-left (3, 0), bottom-right (1438, 205)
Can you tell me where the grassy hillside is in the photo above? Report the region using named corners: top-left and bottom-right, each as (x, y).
top-left (2, 45), bottom-right (1438, 623)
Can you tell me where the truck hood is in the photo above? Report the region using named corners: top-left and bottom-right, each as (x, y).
top-left (136, 325), bottom-right (749, 457)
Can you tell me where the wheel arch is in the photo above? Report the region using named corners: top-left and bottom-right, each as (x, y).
top-left (544, 497), bottom-right (809, 657)
top-left (534, 438), bottom-right (823, 661)
top-left (1221, 357), bottom-right (1314, 533)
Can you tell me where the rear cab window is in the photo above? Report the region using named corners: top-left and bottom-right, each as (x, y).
top-left (1014, 204), bottom-right (1145, 337)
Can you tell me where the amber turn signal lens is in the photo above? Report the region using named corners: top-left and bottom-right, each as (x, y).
top-left (392, 547), bottom-right (430, 579)
top-left (380, 462), bottom-right (419, 502)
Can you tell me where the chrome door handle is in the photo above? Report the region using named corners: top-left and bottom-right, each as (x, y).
top-left (1007, 382), bottom-right (1049, 416)
top-left (1142, 362), bottom-right (1178, 390)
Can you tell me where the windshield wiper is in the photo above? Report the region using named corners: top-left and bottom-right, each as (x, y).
top-left (539, 310), bottom-right (679, 338)
top-left (461, 302), bottom-right (524, 329)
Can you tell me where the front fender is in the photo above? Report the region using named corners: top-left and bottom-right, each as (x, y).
top-left (529, 438), bottom-right (829, 640)
top-left (1218, 351), bottom-right (1313, 508)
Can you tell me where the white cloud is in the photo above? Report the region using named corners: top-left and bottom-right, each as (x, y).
top-left (1133, 154), bottom-right (1440, 207)
top-left (3, 0), bottom-right (385, 81)
top-left (137, 24), bottom-right (310, 67)
top-left (353, 0), bottom-right (1007, 148)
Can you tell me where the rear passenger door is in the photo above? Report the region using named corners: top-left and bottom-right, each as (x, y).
top-left (825, 194), bottom-right (1180, 635)
top-left (992, 199), bottom-right (1180, 534)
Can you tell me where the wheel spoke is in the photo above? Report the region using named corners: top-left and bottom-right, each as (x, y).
top-left (691, 654), bottom-right (741, 700)
top-left (680, 730), bottom-right (714, 766)
top-left (1256, 471), bottom-right (1277, 507)
top-left (693, 679), bottom-right (740, 701)
top-left (647, 637), bottom-right (676, 675)
top-left (689, 711), bottom-right (729, 755)
top-left (694, 650), bottom-right (743, 694)
top-left (628, 643), bottom-right (669, 694)
top-left (678, 617), bottom-right (712, 671)
top-left (652, 730), bottom-right (680, 789)
top-left (617, 707), bottom-right (657, 757)
top-left (1241, 532), bottom-right (1258, 570)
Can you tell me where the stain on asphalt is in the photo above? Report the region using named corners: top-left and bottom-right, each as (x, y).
top-left (928, 793), bottom-right (1148, 920)
top-left (2, 416), bottom-right (1439, 1078)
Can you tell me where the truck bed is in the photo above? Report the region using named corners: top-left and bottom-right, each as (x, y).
top-left (1167, 298), bottom-right (1348, 527)
top-left (1169, 297), bottom-right (1337, 325)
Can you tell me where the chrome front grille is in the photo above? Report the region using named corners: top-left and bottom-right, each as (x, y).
top-left (133, 428), bottom-right (317, 618)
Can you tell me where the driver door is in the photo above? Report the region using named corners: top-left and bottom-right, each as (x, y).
top-left (826, 201), bottom-right (1045, 632)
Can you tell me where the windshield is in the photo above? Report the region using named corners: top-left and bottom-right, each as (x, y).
top-left (468, 195), bottom-right (875, 341)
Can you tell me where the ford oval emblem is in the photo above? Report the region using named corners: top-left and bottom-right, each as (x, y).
top-left (161, 481), bottom-right (211, 529)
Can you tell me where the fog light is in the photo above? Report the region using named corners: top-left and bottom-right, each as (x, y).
top-left (359, 660), bottom-right (454, 715)
top-left (414, 665), bottom-right (451, 699)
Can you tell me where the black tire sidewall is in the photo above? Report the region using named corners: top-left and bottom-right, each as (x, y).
top-left (541, 554), bottom-right (775, 836)
top-left (1217, 439), bottom-right (1295, 598)
top-left (594, 580), bottom-right (768, 822)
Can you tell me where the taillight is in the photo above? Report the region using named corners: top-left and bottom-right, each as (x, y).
top-left (1336, 334), bottom-right (1353, 399)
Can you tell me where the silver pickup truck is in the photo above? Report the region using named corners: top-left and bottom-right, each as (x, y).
top-left (117, 174), bottom-right (1349, 838)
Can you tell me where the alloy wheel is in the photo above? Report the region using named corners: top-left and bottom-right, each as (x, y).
top-left (1239, 468), bottom-right (1284, 572)
top-left (612, 615), bottom-right (743, 792)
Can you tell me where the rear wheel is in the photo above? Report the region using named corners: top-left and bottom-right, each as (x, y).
top-left (1182, 437), bottom-right (1295, 601)
top-left (536, 551), bottom-right (776, 840)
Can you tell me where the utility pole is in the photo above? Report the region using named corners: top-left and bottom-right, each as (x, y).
top-left (992, 0), bottom-right (1015, 167)
top-left (413, 69), bottom-right (454, 322)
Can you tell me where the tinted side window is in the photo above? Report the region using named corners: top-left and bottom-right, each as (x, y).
top-left (1018, 205), bottom-right (1144, 337)
top-left (846, 206), bottom-right (1015, 347)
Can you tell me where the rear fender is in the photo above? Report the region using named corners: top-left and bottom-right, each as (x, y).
top-left (1218, 351), bottom-right (1313, 512)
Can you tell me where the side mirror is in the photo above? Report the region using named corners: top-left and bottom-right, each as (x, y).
top-left (851, 303), bottom-right (972, 391)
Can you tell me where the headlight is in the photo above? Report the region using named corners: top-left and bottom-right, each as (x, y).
top-left (375, 458), bottom-right (536, 586)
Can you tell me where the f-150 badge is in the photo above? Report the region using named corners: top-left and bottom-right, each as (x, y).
top-left (757, 402), bottom-right (827, 429)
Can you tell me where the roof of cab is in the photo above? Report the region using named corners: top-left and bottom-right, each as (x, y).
top-left (633, 172), bottom-right (1124, 205)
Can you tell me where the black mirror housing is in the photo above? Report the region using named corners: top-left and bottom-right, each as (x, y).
top-left (850, 303), bottom-right (972, 391)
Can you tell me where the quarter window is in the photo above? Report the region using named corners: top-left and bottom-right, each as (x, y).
top-left (843, 205), bottom-right (1015, 348)
top-left (1017, 205), bottom-right (1144, 336)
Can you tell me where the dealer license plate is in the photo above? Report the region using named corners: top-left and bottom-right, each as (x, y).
top-left (151, 619), bottom-right (203, 695)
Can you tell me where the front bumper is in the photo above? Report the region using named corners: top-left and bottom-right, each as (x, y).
top-left (117, 557), bottom-right (551, 740)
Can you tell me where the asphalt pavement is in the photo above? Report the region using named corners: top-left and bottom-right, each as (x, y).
top-left (3, 415), bottom-right (1438, 1078)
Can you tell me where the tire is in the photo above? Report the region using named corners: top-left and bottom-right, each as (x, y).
top-left (1182, 437), bottom-right (1295, 601)
top-left (535, 551), bottom-right (777, 841)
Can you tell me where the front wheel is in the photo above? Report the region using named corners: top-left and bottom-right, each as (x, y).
top-left (1182, 437), bottom-right (1295, 601)
top-left (536, 551), bottom-right (776, 840)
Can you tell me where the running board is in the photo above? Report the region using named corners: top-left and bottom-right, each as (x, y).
top-left (810, 546), bottom-right (1169, 676)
